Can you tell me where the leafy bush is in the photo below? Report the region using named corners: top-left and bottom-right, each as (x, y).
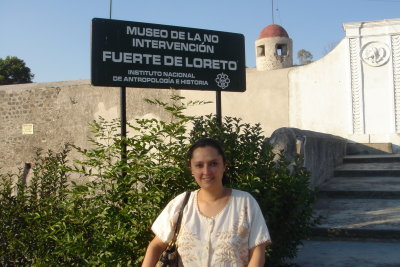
top-left (0, 146), bottom-right (70, 266)
top-left (0, 96), bottom-right (318, 266)
top-left (53, 97), bottom-right (200, 265)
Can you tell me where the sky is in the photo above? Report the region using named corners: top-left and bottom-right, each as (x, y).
top-left (1, 0), bottom-right (400, 83)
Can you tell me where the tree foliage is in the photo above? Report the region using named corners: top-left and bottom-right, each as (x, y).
top-left (0, 96), bottom-right (318, 266)
top-left (297, 49), bottom-right (313, 65)
top-left (0, 56), bottom-right (34, 85)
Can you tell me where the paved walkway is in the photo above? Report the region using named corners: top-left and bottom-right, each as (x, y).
top-left (286, 240), bottom-right (400, 267)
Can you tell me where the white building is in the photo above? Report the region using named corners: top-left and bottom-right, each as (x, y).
top-left (185, 18), bottom-right (400, 152)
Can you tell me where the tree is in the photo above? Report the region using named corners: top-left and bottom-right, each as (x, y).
top-left (0, 56), bottom-right (34, 85)
top-left (297, 49), bottom-right (313, 65)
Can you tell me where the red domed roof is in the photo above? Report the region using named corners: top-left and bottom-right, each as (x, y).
top-left (258, 24), bottom-right (289, 39)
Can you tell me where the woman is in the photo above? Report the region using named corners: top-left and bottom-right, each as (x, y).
top-left (142, 138), bottom-right (271, 267)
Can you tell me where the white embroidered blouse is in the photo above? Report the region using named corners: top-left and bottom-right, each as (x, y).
top-left (152, 189), bottom-right (271, 267)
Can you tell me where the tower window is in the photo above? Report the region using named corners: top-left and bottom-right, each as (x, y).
top-left (257, 45), bottom-right (265, 56)
top-left (276, 44), bottom-right (287, 56)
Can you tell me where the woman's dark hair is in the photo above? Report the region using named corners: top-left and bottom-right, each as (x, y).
top-left (186, 138), bottom-right (229, 184)
top-left (186, 138), bottom-right (226, 166)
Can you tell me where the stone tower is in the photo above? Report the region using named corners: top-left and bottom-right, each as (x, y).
top-left (255, 24), bottom-right (293, 71)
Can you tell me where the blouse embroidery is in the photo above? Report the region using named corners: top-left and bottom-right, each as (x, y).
top-left (151, 189), bottom-right (271, 267)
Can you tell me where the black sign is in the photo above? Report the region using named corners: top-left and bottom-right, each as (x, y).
top-left (91, 18), bottom-right (246, 92)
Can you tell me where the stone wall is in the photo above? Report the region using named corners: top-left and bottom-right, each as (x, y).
top-left (268, 127), bottom-right (347, 188)
top-left (0, 80), bottom-right (174, 175)
top-left (0, 66), bottom-right (292, 175)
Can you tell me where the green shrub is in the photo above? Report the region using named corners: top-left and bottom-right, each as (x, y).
top-left (52, 97), bottom-right (200, 265)
top-left (0, 95), bottom-right (318, 266)
top-left (0, 146), bottom-right (70, 266)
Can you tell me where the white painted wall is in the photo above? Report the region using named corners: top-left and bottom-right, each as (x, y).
top-left (343, 18), bottom-right (400, 148)
top-left (288, 40), bottom-right (351, 136)
top-left (284, 18), bottom-right (400, 152)
top-left (181, 67), bottom-right (290, 137)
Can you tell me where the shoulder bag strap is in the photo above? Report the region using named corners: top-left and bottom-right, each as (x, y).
top-left (170, 191), bottom-right (191, 244)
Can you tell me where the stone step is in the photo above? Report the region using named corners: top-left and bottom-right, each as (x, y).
top-left (285, 240), bottom-right (400, 266)
top-left (334, 169), bottom-right (400, 177)
top-left (311, 227), bottom-right (400, 241)
top-left (311, 198), bottom-right (400, 241)
top-left (346, 143), bottom-right (393, 155)
top-left (318, 190), bottom-right (400, 199)
top-left (343, 154), bottom-right (400, 164)
top-left (317, 177), bottom-right (400, 199)
top-left (334, 162), bottom-right (400, 177)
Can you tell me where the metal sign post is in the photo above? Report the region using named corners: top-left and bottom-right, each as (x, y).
top-left (108, 2), bottom-right (127, 178)
top-left (216, 91), bottom-right (222, 125)
top-left (120, 86), bottom-right (127, 177)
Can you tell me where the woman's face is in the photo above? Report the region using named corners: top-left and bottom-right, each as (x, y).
top-left (190, 146), bottom-right (226, 189)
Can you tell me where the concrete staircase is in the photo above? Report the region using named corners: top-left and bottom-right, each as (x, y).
top-left (312, 145), bottom-right (400, 241)
top-left (286, 143), bottom-right (400, 266)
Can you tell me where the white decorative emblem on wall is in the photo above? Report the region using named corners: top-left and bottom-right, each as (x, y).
top-left (361, 41), bottom-right (390, 67)
top-left (215, 73), bottom-right (230, 89)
